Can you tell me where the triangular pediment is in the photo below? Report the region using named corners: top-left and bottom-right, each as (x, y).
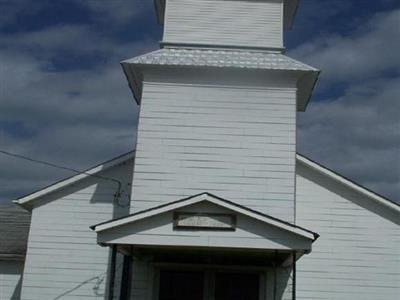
top-left (92, 193), bottom-right (318, 253)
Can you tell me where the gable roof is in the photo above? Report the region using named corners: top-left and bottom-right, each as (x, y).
top-left (0, 205), bottom-right (31, 261)
top-left (296, 154), bottom-right (400, 213)
top-left (14, 151), bottom-right (399, 215)
top-left (91, 192), bottom-right (318, 241)
top-left (14, 151), bottom-right (135, 210)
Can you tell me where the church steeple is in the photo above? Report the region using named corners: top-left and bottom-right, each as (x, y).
top-left (155, 0), bottom-right (299, 50)
top-left (122, 0), bottom-right (319, 223)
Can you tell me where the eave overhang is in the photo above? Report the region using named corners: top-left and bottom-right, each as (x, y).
top-left (13, 151), bottom-right (135, 211)
top-left (91, 193), bottom-right (319, 255)
top-left (121, 48), bottom-right (319, 111)
top-left (297, 154), bottom-right (400, 214)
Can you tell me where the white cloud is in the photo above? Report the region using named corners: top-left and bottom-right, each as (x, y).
top-left (292, 8), bottom-right (400, 202)
top-left (76, 0), bottom-right (154, 25)
top-left (0, 22), bottom-right (158, 202)
top-left (0, 0), bottom-right (160, 203)
top-left (0, 1), bottom-right (398, 206)
top-left (290, 9), bottom-right (400, 86)
top-left (0, 24), bottom-right (157, 65)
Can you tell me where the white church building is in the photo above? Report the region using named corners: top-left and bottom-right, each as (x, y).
top-left (1, 0), bottom-right (399, 299)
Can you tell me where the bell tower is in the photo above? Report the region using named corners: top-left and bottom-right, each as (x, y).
top-left (122, 0), bottom-right (319, 223)
top-left (156, 0), bottom-right (298, 50)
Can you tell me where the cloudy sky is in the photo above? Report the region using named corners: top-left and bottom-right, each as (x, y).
top-left (0, 0), bottom-right (399, 204)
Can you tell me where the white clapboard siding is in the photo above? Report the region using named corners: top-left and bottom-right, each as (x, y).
top-left (0, 261), bottom-right (23, 300)
top-left (295, 163), bottom-right (400, 300)
top-left (131, 73), bottom-right (297, 223)
top-left (20, 160), bottom-right (133, 300)
top-left (164, 0), bottom-right (283, 49)
top-left (99, 201), bottom-right (312, 251)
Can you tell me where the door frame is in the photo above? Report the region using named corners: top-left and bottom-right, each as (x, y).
top-left (152, 263), bottom-right (267, 300)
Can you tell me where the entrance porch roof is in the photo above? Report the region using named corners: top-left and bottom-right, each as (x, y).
top-left (91, 193), bottom-right (318, 254)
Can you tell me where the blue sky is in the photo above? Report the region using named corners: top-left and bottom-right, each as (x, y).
top-left (0, 0), bottom-right (399, 203)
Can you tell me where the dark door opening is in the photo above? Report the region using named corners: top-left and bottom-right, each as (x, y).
top-left (157, 268), bottom-right (261, 300)
top-left (214, 272), bottom-right (259, 300)
top-left (158, 270), bottom-right (204, 300)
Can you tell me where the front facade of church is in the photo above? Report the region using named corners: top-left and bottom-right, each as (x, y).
top-left (95, 0), bottom-right (319, 298)
top-left (7, 1), bottom-right (399, 300)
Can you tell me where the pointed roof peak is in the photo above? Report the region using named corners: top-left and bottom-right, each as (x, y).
top-left (91, 192), bottom-right (319, 241)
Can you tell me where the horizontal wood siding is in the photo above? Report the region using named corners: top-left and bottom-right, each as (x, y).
top-left (100, 202), bottom-right (311, 251)
top-left (0, 261), bottom-right (23, 300)
top-left (295, 164), bottom-right (400, 299)
top-left (20, 160), bottom-right (133, 300)
top-left (131, 74), bottom-right (297, 222)
top-left (164, 0), bottom-right (283, 49)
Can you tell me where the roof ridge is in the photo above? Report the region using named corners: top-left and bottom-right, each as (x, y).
top-left (92, 192), bottom-right (319, 241)
top-left (297, 154), bottom-right (400, 211)
top-left (13, 151), bottom-right (399, 214)
top-left (15, 151), bottom-right (135, 209)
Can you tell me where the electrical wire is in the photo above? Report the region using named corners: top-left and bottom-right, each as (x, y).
top-left (0, 149), bottom-right (128, 207)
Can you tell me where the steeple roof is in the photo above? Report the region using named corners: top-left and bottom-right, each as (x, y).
top-left (121, 47), bottom-right (319, 111)
top-left (123, 48), bottom-right (316, 71)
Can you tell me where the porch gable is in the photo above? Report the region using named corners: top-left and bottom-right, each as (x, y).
top-left (92, 193), bottom-right (318, 254)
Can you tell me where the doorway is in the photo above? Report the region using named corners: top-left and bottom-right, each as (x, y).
top-left (157, 267), bottom-right (262, 300)
top-left (159, 270), bottom-right (204, 300)
top-left (214, 272), bottom-right (259, 300)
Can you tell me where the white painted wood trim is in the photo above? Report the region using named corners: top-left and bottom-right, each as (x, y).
top-left (14, 152), bottom-right (135, 208)
top-left (296, 154), bottom-right (400, 213)
top-left (93, 193), bottom-right (316, 240)
top-left (12, 151), bottom-right (398, 215)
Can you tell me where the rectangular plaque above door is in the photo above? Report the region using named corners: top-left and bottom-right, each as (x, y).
top-left (173, 212), bottom-right (236, 231)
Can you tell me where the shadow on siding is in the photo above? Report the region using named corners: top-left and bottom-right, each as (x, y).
top-left (25, 159), bottom-right (133, 299)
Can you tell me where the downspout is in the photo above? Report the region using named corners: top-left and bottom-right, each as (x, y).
top-left (292, 251), bottom-right (296, 300)
top-left (108, 245), bottom-right (117, 300)
top-left (127, 250), bottom-right (133, 299)
top-left (273, 251), bottom-right (277, 300)
top-left (120, 248), bottom-right (133, 300)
